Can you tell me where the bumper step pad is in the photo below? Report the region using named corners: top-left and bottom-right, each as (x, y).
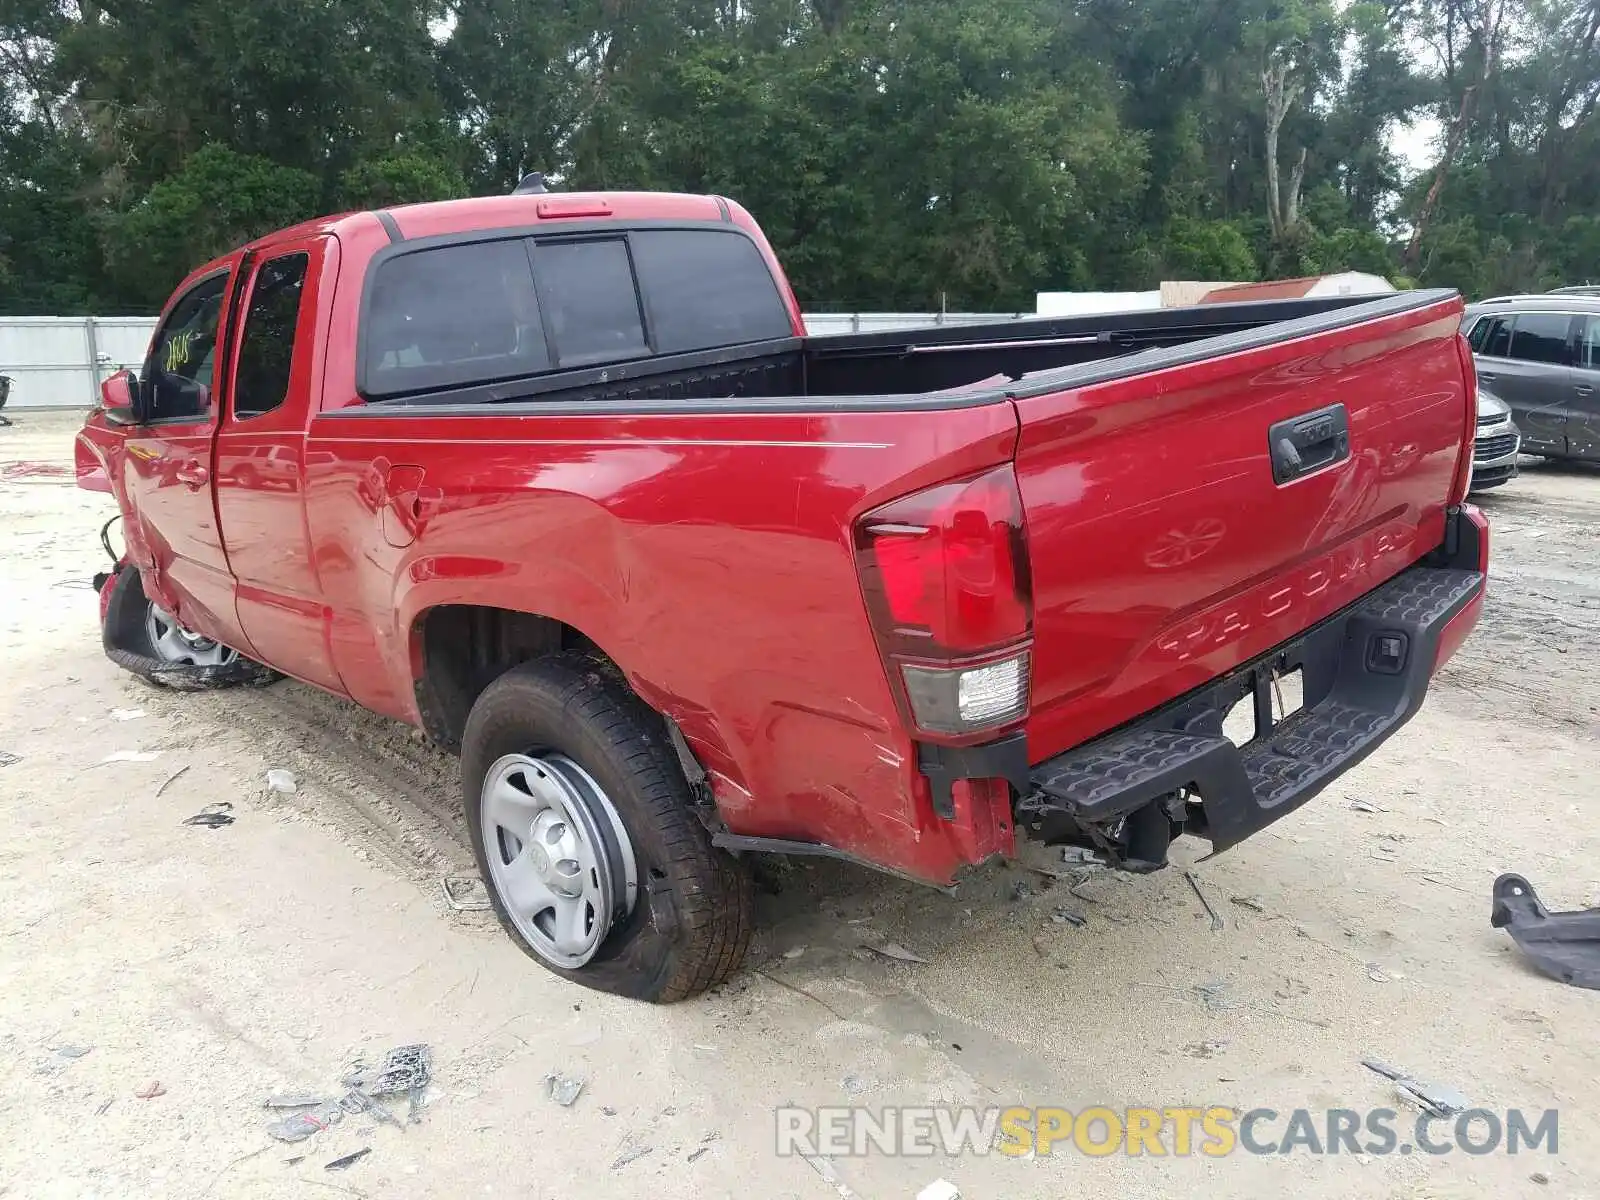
top-left (1025, 566), bottom-right (1482, 855)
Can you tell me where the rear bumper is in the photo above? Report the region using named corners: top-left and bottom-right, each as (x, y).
top-left (1019, 542), bottom-right (1485, 863)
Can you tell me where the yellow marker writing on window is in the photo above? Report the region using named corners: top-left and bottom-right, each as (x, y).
top-left (164, 330), bottom-right (196, 372)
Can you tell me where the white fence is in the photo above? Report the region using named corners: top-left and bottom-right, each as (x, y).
top-left (0, 317), bottom-right (158, 411)
top-left (0, 311), bottom-right (1039, 410)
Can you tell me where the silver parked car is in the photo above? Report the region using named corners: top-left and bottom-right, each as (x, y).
top-left (1471, 385), bottom-right (1520, 491)
top-left (1461, 295), bottom-right (1600, 462)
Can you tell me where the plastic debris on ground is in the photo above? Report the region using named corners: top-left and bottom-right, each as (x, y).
top-left (1349, 799), bottom-right (1382, 813)
top-left (611, 1139), bottom-right (653, 1170)
top-left (1361, 1059), bottom-right (1471, 1118)
top-left (134, 1080), bottom-right (166, 1099)
top-left (266, 1044), bottom-right (432, 1145)
top-left (0, 751), bottom-right (20, 768)
top-left (111, 708), bottom-right (145, 721)
top-left (440, 876), bottom-right (492, 912)
top-left (917, 1181), bottom-right (962, 1200)
top-left (265, 769), bottom-right (298, 795)
top-left (1230, 895), bottom-right (1267, 913)
top-left (182, 802), bottom-right (235, 828)
top-left (325, 1148), bottom-right (372, 1171)
top-left (54, 1044), bottom-right (93, 1060)
top-left (102, 750), bottom-right (161, 763)
top-left (545, 1074), bottom-right (585, 1107)
top-left (1051, 907), bottom-right (1087, 927)
top-left (1490, 873), bottom-right (1600, 990)
top-left (862, 940), bottom-right (930, 964)
top-left (1185, 870), bottom-right (1225, 931)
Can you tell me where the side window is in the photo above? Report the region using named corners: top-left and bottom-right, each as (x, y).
top-left (364, 240), bottom-right (549, 398)
top-left (534, 239), bottom-right (647, 365)
top-left (233, 252), bottom-right (310, 419)
top-left (145, 273), bottom-right (230, 421)
top-left (630, 230), bottom-right (793, 353)
top-left (1580, 316), bottom-right (1600, 371)
top-left (1507, 313), bottom-right (1571, 365)
top-left (1476, 316), bottom-right (1512, 357)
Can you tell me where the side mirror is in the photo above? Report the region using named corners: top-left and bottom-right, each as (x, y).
top-left (100, 370), bottom-right (136, 421)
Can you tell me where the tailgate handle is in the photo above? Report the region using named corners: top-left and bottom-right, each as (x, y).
top-left (1269, 404), bottom-right (1350, 484)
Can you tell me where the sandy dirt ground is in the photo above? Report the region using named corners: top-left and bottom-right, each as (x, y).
top-left (2, 409), bottom-right (1598, 1200)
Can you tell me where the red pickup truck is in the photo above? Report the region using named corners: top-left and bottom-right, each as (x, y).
top-left (75, 188), bottom-right (1488, 1001)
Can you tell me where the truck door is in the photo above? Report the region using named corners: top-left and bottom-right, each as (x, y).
top-left (213, 238), bottom-right (348, 694)
top-left (122, 267), bottom-right (254, 652)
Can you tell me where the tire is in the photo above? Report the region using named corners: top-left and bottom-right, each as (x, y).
top-left (101, 566), bottom-right (279, 690)
top-left (461, 653), bottom-right (753, 1002)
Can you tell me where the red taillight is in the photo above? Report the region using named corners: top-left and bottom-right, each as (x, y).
top-left (1450, 332), bottom-right (1478, 505)
top-left (855, 465), bottom-right (1034, 739)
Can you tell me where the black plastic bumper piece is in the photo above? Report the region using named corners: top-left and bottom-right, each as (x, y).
top-left (1024, 564), bottom-right (1483, 855)
top-left (1491, 873), bottom-right (1600, 990)
top-left (917, 733), bottom-right (1031, 820)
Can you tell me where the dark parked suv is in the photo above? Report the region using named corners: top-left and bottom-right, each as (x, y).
top-left (1462, 295), bottom-right (1600, 461)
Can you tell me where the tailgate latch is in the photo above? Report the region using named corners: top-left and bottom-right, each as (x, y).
top-left (1269, 403), bottom-right (1350, 484)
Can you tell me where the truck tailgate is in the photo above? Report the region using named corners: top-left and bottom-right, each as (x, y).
top-left (1010, 292), bottom-right (1471, 763)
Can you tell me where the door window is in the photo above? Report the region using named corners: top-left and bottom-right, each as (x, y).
top-left (145, 273), bottom-right (231, 421)
top-left (1471, 315), bottom-right (1511, 357)
top-left (1507, 312), bottom-right (1571, 365)
top-left (233, 252), bottom-right (310, 419)
top-left (1579, 315), bottom-right (1600, 371)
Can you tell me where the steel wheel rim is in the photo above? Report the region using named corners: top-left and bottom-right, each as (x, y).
top-left (145, 605), bottom-right (239, 668)
top-left (479, 752), bottom-right (638, 969)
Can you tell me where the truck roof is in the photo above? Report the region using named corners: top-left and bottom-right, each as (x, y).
top-left (180, 190), bottom-right (742, 294)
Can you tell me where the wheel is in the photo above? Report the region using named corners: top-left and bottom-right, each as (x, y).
top-left (461, 654), bottom-right (753, 1001)
top-left (101, 566), bottom-right (279, 689)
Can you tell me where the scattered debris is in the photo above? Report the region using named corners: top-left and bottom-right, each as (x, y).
top-left (182, 802), bottom-right (235, 829)
top-left (916, 1180), bottom-right (962, 1200)
top-left (265, 769), bottom-right (298, 795)
top-left (1348, 799), bottom-right (1382, 813)
top-left (1361, 1059), bottom-right (1471, 1118)
top-left (545, 1074), bottom-right (585, 1107)
top-left (1184, 1039), bottom-right (1229, 1058)
top-left (841, 1074), bottom-right (866, 1096)
top-left (111, 708), bottom-right (146, 721)
top-left (0, 750), bottom-right (19, 768)
top-left (863, 940), bottom-right (930, 964)
top-left (95, 1099), bottom-right (114, 1116)
top-left (1365, 964), bottom-right (1391, 983)
top-left (265, 1093), bottom-right (327, 1110)
top-left (1061, 847), bottom-right (1103, 866)
top-left (284, 1156), bottom-right (305, 1167)
top-left (1531, 1172), bottom-right (1550, 1185)
top-left (601, 1106), bottom-right (618, 1117)
top-left (1185, 871), bottom-right (1225, 931)
top-left (134, 1080), bottom-right (166, 1100)
top-left (268, 1103), bottom-right (345, 1143)
top-left (102, 750), bottom-right (160, 764)
top-left (267, 1044), bottom-right (433, 1144)
top-left (1491, 873), bottom-right (1600, 990)
top-left (1230, 895), bottom-right (1267, 913)
top-left (1009, 878), bottom-right (1034, 902)
top-left (154, 765), bottom-right (191, 797)
top-left (1051, 907), bottom-right (1087, 927)
top-left (1195, 979), bottom-right (1230, 1013)
top-left (611, 1140), bottom-right (653, 1170)
top-left (799, 1150), bottom-right (860, 1199)
top-left (782, 946), bottom-right (806, 960)
top-left (440, 876), bottom-right (492, 912)
top-left (688, 1147), bottom-right (710, 1162)
top-left (54, 1044), bottom-right (93, 1060)
top-left (324, 1148), bottom-right (371, 1171)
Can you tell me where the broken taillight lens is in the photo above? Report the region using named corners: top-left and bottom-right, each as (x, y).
top-left (855, 465), bottom-right (1034, 738)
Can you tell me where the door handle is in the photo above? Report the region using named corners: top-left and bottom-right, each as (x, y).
top-left (1578, 384), bottom-right (1595, 395)
top-left (175, 461), bottom-right (210, 489)
top-left (1269, 403), bottom-right (1351, 484)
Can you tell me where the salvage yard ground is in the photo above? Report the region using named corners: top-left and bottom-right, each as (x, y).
top-left (2, 410), bottom-right (1598, 1199)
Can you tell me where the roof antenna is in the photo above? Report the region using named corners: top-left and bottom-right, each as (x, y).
top-left (512, 171), bottom-right (548, 195)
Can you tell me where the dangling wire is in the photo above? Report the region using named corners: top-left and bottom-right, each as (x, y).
top-left (100, 513), bottom-right (123, 563)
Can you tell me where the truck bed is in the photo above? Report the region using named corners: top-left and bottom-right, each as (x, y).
top-left (352, 292), bottom-right (1448, 414)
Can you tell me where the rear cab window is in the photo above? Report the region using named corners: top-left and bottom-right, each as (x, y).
top-left (360, 226), bottom-right (793, 401)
